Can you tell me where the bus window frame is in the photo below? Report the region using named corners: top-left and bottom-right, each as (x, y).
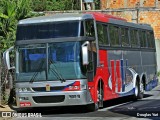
top-left (84, 19), bottom-right (95, 37)
top-left (96, 22), bottom-right (110, 47)
top-left (108, 24), bottom-right (121, 47)
top-left (139, 30), bottom-right (148, 48)
top-left (130, 28), bottom-right (140, 48)
top-left (120, 26), bottom-right (131, 48)
top-left (146, 31), bottom-right (155, 49)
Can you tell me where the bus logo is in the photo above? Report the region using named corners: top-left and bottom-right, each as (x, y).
top-left (46, 84), bottom-right (50, 91)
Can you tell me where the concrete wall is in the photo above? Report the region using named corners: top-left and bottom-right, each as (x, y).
top-left (99, 0), bottom-right (160, 72)
top-left (156, 40), bottom-right (160, 72)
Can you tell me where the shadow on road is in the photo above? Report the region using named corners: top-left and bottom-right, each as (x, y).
top-left (108, 97), bottom-right (160, 119)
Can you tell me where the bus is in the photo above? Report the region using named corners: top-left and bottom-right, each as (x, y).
top-left (3, 12), bottom-right (158, 111)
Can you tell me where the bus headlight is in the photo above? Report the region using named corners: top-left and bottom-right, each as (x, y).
top-left (16, 88), bottom-right (31, 92)
top-left (19, 97), bottom-right (29, 101)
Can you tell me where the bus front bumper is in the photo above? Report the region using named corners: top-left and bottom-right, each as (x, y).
top-left (16, 90), bottom-right (94, 108)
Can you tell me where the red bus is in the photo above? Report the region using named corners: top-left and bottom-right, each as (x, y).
top-left (3, 12), bottom-right (158, 111)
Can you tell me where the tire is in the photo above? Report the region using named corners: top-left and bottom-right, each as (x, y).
top-left (138, 80), bottom-right (144, 99)
top-left (86, 103), bottom-right (99, 112)
top-left (8, 88), bottom-right (17, 110)
top-left (97, 87), bottom-right (103, 108)
top-left (133, 80), bottom-right (144, 100)
top-left (86, 86), bottom-right (103, 112)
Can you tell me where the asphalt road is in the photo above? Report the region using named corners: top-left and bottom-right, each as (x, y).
top-left (15, 85), bottom-right (160, 120)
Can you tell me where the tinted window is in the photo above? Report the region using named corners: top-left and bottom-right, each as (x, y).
top-left (16, 21), bottom-right (79, 40)
top-left (121, 27), bottom-right (130, 47)
top-left (97, 23), bottom-right (109, 45)
top-left (80, 22), bottom-right (84, 36)
top-left (109, 25), bottom-right (120, 46)
top-left (130, 29), bottom-right (139, 47)
top-left (85, 20), bottom-right (95, 37)
top-left (140, 30), bottom-right (147, 47)
top-left (147, 31), bottom-right (155, 48)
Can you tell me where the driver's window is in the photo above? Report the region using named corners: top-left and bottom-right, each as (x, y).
top-left (85, 20), bottom-right (95, 37)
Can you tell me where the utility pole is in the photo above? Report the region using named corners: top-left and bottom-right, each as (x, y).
top-left (135, 2), bottom-right (140, 23)
top-left (81, 0), bottom-right (83, 11)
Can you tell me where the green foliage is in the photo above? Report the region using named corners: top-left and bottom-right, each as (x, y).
top-left (0, 0), bottom-right (36, 52)
top-left (0, 0), bottom-right (100, 52)
top-left (32, 0), bottom-right (81, 11)
top-left (157, 71), bottom-right (160, 77)
top-left (95, 0), bottom-right (100, 10)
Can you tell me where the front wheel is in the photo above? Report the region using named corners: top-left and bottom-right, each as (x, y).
top-left (8, 88), bottom-right (17, 110)
top-left (97, 88), bottom-right (103, 108)
top-left (86, 87), bottom-right (104, 111)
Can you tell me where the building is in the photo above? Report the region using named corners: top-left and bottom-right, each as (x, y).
top-left (100, 0), bottom-right (160, 72)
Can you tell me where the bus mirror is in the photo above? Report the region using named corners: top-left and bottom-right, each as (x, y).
top-left (82, 41), bottom-right (89, 65)
top-left (3, 46), bottom-right (15, 70)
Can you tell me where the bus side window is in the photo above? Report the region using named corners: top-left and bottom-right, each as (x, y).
top-left (130, 29), bottom-right (139, 48)
top-left (109, 25), bottom-right (120, 46)
top-left (147, 31), bottom-right (155, 48)
top-left (140, 30), bottom-right (147, 48)
top-left (120, 27), bottom-right (130, 47)
top-left (80, 21), bottom-right (84, 36)
top-left (85, 20), bottom-right (95, 37)
top-left (97, 23), bottom-right (109, 46)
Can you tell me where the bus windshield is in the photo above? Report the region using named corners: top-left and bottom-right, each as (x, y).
top-left (16, 21), bottom-right (80, 40)
top-left (17, 42), bottom-right (86, 82)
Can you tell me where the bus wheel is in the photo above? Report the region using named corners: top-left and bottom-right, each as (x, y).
top-left (97, 87), bottom-right (103, 108)
top-left (133, 80), bottom-right (144, 100)
top-left (138, 80), bottom-right (144, 99)
top-left (8, 88), bottom-right (17, 110)
top-left (86, 103), bottom-right (99, 112)
top-left (86, 87), bottom-right (103, 111)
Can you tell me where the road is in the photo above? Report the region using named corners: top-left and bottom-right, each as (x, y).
top-left (15, 85), bottom-right (160, 120)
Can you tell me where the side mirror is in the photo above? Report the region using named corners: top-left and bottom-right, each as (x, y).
top-left (81, 41), bottom-right (89, 65)
top-left (3, 46), bottom-right (15, 70)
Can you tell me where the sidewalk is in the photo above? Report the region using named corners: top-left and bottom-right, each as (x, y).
top-left (0, 104), bottom-right (13, 112)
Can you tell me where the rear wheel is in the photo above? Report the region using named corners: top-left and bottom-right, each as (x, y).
top-left (133, 80), bottom-right (144, 100)
top-left (138, 80), bottom-right (144, 99)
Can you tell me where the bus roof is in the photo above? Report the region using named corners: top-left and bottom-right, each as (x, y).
top-left (87, 12), bottom-right (127, 22)
top-left (18, 12), bottom-right (153, 30)
top-left (18, 13), bottom-right (93, 25)
top-left (88, 12), bottom-right (153, 30)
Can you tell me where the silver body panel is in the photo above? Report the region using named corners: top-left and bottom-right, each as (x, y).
top-left (18, 13), bottom-right (94, 25)
top-left (15, 79), bottom-right (93, 108)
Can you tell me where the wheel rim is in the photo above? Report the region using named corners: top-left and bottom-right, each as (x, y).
top-left (135, 85), bottom-right (138, 96)
top-left (97, 89), bottom-right (102, 102)
top-left (140, 82), bottom-right (144, 93)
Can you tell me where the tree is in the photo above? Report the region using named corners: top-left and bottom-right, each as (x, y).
top-left (0, 0), bottom-right (17, 51)
top-left (0, 0), bottom-right (36, 52)
top-left (32, 0), bottom-right (81, 11)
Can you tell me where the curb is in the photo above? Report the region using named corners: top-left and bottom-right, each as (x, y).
top-left (0, 105), bottom-right (5, 108)
top-left (0, 105), bottom-right (14, 112)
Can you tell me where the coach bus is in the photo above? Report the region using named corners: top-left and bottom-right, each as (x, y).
top-left (3, 12), bottom-right (158, 111)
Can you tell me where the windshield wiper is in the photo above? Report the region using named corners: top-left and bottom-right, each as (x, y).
top-left (29, 59), bottom-right (65, 83)
top-left (29, 59), bottom-right (46, 83)
top-left (49, 60), bottom-right (66, 83)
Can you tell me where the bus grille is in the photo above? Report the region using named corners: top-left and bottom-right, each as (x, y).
top-left (32, 86), bottom-right (64, 92)
top-left (32, 95), bottom-right (65, 103)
